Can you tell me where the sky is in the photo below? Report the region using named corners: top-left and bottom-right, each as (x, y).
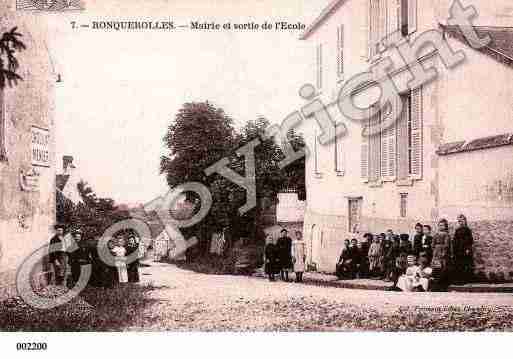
top-left (43, 0), bottom-right (331, 205)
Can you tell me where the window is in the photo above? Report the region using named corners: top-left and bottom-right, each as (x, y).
top-left (334, 122), bottom-right (344, 174)
top-left (361, 87), bottom-right (421, 184)
top-left (398, 87), bottom-right (423, 180)
top-left (361, 103), bottom-right (396, 183)
top-left (337, 25), bottom-right (344, 78)
top-left (316, 43), bottom-right (323, 90)
top-left (400, 0), bottom-right (417, 37)
top-left (0, 87), bottom-right (7, 162)
top-left (314, 130), bottom-right (322, 177)
top-left (400, 193), bottom-right (408, 217)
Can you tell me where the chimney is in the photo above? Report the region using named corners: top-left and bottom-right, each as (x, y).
top-left (63, 155), bottom-right (76, 174)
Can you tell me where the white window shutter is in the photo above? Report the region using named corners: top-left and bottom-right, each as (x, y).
top-left (410, 87), bottom-right (423, 179)
top-left (408, 0), bottom-right (417, 34)
top-left (381, 105), bottom-right (397, 181)
top-left (380, 110), bottom-right (388, 179)
top-left (378, 0), bottom-right (387, 52)
top-left (397, 95), bottom-right (409, 180)
top-left (337, 25), bottom-right (344, 77)
top-left (369, 108), bottom-right (381, 182)
top-left (335, 123), bottom-right (344, 173)
top-left (361, 118), bottom-right (369, 182)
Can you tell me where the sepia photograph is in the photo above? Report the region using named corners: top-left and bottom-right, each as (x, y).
top-left (1, 0), bottom-right (513, 355)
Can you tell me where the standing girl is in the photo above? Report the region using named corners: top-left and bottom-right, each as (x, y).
top-left (432, 218), bottom-right (452, 290)
top-left (292, 231), bottom-right (306, 283)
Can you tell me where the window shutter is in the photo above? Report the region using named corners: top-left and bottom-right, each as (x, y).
top-left (369, 107), bottom-right (381, 182)
top-left (393, 0), bottom-right (402, 42)
top-left (380, 109), bottom-right (388, 179)
top-left (314, 129), bottom-right (319, 174)
top-left (410, 86), bottom-right (423, 179)
top-left (316, 44), bottom-right (323, 90)
top-left (381, 105), bottom-right (397, 181)
top-left (397, 95), bottom-right (409, 180)
top-left (378, 0), bottom-right (387, 52)
top-left (408, 0), bottom-right (417, 34)
top-left (335, 123), bottom-right (344, 173)
top-left (361, 118), bottom-right (369, 182)
top-left (369, 0), bottom-right (381, 59)
top-left (337, 25), bottom-right (344, 77)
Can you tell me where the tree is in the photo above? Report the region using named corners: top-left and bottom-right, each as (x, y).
top-left (160, 102), bottom-right (236, 188)
top-left (160, 102), bottom-right (306, 254)
top-left (0, 27), bottom-right (25, 161)
top-left (0, 27), bottom-right (25, 89)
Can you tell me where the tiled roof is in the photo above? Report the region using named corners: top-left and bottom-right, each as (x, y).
top-left (437, 134), bottom-right (513, 155)
top-left (441, 25), bottom-right (513, 67)
top-left (56, 174), bottom-right (70, 191)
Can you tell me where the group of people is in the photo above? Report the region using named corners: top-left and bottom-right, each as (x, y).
top-left (264, 229), bottom-right (306, 283)
top-left (48, 224), bottom-right (144, 289)
top-left (335, 214), bottom-right (474, 291)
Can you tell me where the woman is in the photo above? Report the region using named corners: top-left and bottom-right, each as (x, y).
top-left (368, 234), bottom-right (381, 277)
top-left (431, 218), bottom-right (452, 290)
top-left (412, 223), bottom-right (424, 257)
top-left (112, 236), bottom-right (128, 284)
top-left (126, 235), bottom-right (141, 283)
top-left (378, 233), bottom-right (389, 278)
top-left (292, 231), bottom-right (306, 283)
top-left (453, 214), bottom-right (474, 284)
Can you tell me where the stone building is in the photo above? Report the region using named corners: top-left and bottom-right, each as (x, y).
top-left (299, 0), bottom-right (513, 280)
top-left (0, 2), bottom-right (56, 298)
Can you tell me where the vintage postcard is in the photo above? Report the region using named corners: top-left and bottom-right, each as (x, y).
top-left (1, 0), bottom-right (513, 354)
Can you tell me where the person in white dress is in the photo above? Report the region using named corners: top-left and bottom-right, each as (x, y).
top-left (292, 231), bottom-right (306, 283)
top-left (112, 236), bottom-right (128, 284)
top-left (397, 254), bottom-right (433, 292)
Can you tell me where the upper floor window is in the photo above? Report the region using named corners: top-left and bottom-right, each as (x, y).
top-left (316, 43), bottom-right (323, 90)
top-left (370, 0), bottom-right (417, 56)
top-left (337, 25), bottom-right (344, 78)
top-left (334, 122), bottom-right (345, 175)
top-left (361, 86), bottom-right (422, 183)
top-left (400, 0), bottom-right (417, 37)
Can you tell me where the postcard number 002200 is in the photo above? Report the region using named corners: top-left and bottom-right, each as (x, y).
top-left (16, 342), bottom-right (48, 351)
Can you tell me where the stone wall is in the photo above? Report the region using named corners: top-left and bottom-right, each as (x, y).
top-left (471, 221), bottom-right (513, 282)
top-left (0, 3), bottom-right (56, 299)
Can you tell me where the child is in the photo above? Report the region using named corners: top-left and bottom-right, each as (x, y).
top-left (292, 231), bottom-right (306, 283)
top-left (264, 235), bottom-right (279, 281)
top-left (422, 224), bottom-right (433, 263)
top-left (397, 255), bottom-right (420, 292)
top-left (368, 234), bottom-right (381, 277)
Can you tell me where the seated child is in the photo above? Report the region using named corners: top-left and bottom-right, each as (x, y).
top-left (397, 254), bottom-right (433, 292)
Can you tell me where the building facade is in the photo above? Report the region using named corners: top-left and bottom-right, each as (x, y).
top-left (300, 0), bottom-right (513, 280)
top-left (0, 2), bottom-right (56, 298)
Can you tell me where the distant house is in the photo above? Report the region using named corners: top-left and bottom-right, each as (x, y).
top-left (56, 155), bottom-right (82, 204)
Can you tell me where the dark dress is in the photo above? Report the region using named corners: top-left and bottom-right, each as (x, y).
top-left (68, 242), bottom-right (92, 288)
top-left (276, 236), bottom-right (293, 271)
top-left (126, 241), bottom-right (140, 283)
top-left (264, 243), bottom-right (280, 276)
top-left (336, 247), bottom-right (352, 279)
top-left (359, 242), bottom-right (370, 278)
top-left (412, 234), bottom-right (423, 257)
top-left (49, 235), bottom-right (67, 285)
top-left (453, 226), bottom-right (474, 284)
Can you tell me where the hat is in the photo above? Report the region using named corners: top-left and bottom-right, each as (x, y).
top-left (54, 224), bottom-right (66, 230)
top-left (71, 228), bottom-right (83, 235)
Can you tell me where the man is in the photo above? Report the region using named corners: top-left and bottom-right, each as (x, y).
top-left (348, 238), bottom-right (361, 279)
top-left (336, 239), bottom-right (351, 279)
top-left (276, 229), bottom-right (292, 282)
top-left (49, 224), bottom-right (67, 285)
top-left (68, 229), bottom-right (92, 288)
